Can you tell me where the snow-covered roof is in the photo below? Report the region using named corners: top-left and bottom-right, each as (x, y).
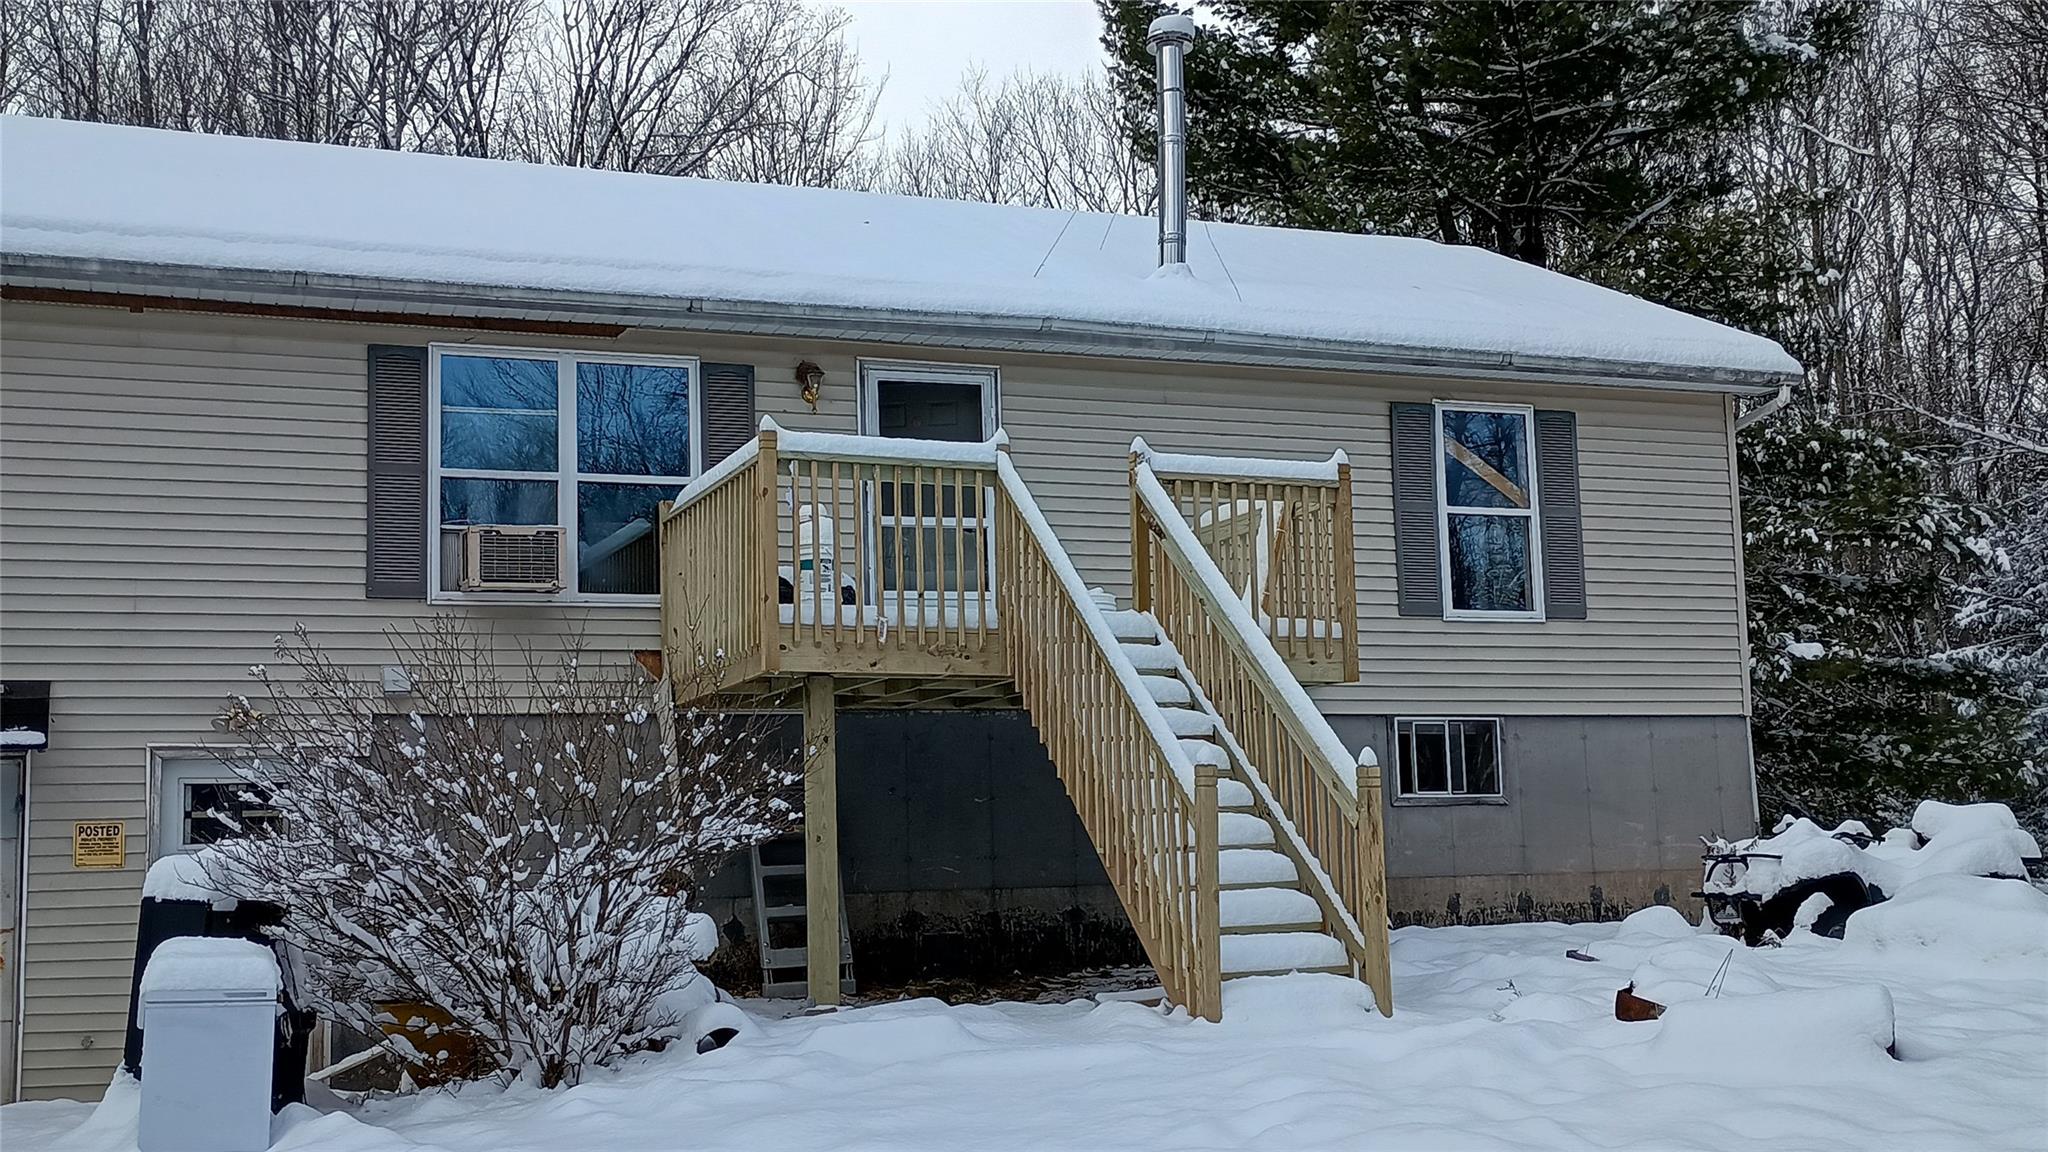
top-left (0, 115), bottom-right (1801, 385)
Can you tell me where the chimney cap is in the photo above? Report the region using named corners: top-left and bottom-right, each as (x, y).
top-left (1146, 13), bottom-right (1196, 49)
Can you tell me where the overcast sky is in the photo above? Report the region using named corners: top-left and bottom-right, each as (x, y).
top-left (833, 1), bottom-right (1108, 136)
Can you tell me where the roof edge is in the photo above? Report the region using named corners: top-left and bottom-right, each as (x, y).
top-left (1, 255), bottom-right (1796, 394)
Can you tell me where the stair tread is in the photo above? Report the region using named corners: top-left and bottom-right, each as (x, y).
top-left (1220, 931), bottom-right (1348, 975)
top-left (1179, 739), bottom-right (1228, 768)
top-left (1156, 707), bottom-right (1216, 737)
top-left (1141, 675), bottom-right (1192, 706)
top-left (1102, 610), bottom-right (1157, 641)
top-left (1120, 642), bottom-right (1179, 672)
top-left (1218, 848), bottom-right (1298, 886)
top-left (1219, 887), bottom-right (1322, 929)
top-left (1215, 777), bottom-right (1254, 809)
top-left (1218, 811), bottom-right (1276, 848)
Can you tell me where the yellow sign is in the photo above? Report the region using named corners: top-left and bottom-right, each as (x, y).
top-left (73, 821), bottom-right (126, 869)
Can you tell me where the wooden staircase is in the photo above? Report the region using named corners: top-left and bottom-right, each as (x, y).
top-left (658, 419), bottom-right (1390, 1020)
top-left (1109, 611), bottom-right (1353, 980)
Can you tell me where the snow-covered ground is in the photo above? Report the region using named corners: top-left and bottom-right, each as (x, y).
top-left (10, 880), bottom-right (2045, 1152)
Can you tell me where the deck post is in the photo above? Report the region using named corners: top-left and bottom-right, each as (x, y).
top-left (1355, 750), bottom-right (1392, 1016)
top-left (1333, 453), bottom-right (1358, 683)
top-left (1193, 762), bottom-right (1222, 1022)
top-left (1129, 447), bottom-right (1152, 614)
top-left (802, 674), bottom-right (841, 1007)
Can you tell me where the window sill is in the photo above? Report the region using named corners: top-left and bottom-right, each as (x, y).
top-left (426, 592), bottom-right (661, 609)
top-left (1441, 611), bottom-right (1547, 623)
top-left (1392, 794), bottom-right (1509, 808)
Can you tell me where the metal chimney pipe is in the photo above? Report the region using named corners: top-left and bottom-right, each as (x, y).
top-left (1147, 14), bottom-right (1196, 267)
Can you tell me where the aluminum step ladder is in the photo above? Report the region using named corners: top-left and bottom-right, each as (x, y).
top-left (749, 834), bottom-right (855, 1000)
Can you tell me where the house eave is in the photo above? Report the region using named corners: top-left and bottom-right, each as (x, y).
top-left (0, 255), bottom-right (1796, 395)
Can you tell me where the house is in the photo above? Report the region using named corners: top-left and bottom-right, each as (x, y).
top-left (0, 82), bottom-right (1795, 1099)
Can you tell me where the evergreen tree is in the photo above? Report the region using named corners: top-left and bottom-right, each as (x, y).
top-left (1741, 414), bottom-right (2036, 826)
top-left (1098, 0), bottom-right (1862, 327)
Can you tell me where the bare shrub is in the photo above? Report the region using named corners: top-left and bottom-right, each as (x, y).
top-left (210, 618), bottom-right (798, 1089)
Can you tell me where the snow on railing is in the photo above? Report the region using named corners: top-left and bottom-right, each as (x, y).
top-left (1131, 455), bottom-right (1392, 1014)
top-left (994, 452), bottom-right (1220, 1017)
top-left (1134, 437), bottom-right (1346, 484)
top-left (1132, 437), bottom-right (1357, 682)
top-left (996, 454), bottom-right (1196, 793)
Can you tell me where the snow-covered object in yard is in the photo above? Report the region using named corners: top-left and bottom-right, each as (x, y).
top-left (1844, 874), bottom-right (2048, 961)
top-left (1611, 905), bottom-right (1698, 941)
top-left (1703, 800), bottom-right (2039, 902)
top-left (0, 116), bottom-right (1801, 382)
top-left (1648, 985), bottom-right (1897, 1082)
top-left (1629, 943), bottom-right (1782, 1005)
top-left (138, 940), bottom-right (280, 1152)
top-left (1901, 799), bottom-right (2041, 859)
top-left (140, 853), bottom-right (222, 904)
top-left (138, 937), bottom-right (279, 999)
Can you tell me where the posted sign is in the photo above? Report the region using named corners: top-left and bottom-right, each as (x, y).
top-left (73, 821), bottom-right (125, 868)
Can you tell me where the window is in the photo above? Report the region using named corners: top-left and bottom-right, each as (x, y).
top-left (155, 757), bottom-right (280, 856)
top-left (431, 347), bottom-right (698, 599)
top-left (1394, 719), bottom-right (1503, 799)
top-left (1435, 402), bottom-right (1542, 617)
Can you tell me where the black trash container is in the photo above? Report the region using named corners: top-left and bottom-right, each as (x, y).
top-left (123, 886), bottom-right (314, 1112)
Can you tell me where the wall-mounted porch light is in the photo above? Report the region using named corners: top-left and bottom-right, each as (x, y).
top-left (796, 360), bottom-right (825, 410)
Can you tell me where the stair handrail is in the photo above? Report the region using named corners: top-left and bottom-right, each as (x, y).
top-left (1130, 447), bottom-right (1392, 1015)
top-left (993, 451), bottom-right (1223, 1020)
top-left (1132, 456), bottom-right (1359, 792)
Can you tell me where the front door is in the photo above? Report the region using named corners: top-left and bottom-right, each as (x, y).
top-left (858, 364), bottom-right (999, 613)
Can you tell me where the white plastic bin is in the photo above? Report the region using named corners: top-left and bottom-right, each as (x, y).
top-left (138, 936), bottom-right (280, 1152)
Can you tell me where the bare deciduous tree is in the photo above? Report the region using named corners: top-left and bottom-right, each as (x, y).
top-left (0, 0), bottom-right (876, 180)
top-left (208, 620), bottom-right (799, 1089)
top-left (1744, 0), bottom-right (2045, 503)
top-left (881, 66), bottom-right (1151, 214)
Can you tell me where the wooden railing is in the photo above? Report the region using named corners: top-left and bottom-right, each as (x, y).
top-left (660, 420), bottom-right (1007, 686)
top-left (1136, 441), bottom-right (1358, 684)
top-left (658, 433), bottom-right (774, 690)
top-left (1131, 451), bottom-right (1392, 1015)
top-left (994, 452), bottom-right (1223, 1021)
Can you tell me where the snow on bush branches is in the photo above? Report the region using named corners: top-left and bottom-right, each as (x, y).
top-left (209, 620), bottom-right (799, 1088)
top-left (1739, 414), bottom-right (2036, 825)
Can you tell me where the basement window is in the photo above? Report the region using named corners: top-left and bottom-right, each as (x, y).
top-left (1394, 718), bottom-right (1503, 800)
top-left (156, 757), bottom-right (281, 856)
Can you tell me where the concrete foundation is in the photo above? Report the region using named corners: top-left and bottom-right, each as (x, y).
top-left (701, 709), bottom-right (1756, 980)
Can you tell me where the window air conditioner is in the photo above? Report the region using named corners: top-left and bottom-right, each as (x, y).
top-left (459, 525), bottom-right (564, 592)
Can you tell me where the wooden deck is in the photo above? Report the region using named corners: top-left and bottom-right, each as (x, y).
top-left (657, 421), bottom-right (1386, 1019)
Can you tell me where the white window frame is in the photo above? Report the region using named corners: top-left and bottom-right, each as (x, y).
top-left (1392, 717), bottom-right (1505, 801)
top-left (1433, 400), bottom-right (1545, 621)
top-left (854, 359), bottom-right (1001, 438)
top-left (150, 751), bottom-right (272, 859)
top-left (855, 359), bottom-right (1001, 606)
top-left (428, 343), bottom-right (703, 606)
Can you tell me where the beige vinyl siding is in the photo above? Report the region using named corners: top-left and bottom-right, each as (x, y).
top-left (0, 301), bottom-right (1746, 1098)
top-left (995, 361), bottom-right (1746, 714)
top-left (0, 304), bottom-right (839, 1098)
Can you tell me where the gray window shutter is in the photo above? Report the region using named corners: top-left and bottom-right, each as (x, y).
top-left (1535, 409), bottom-right (1587, 619)
top-left (701, 362), bottom-right (756, 468)
top-left (366, 345), bottom-right (428, 599)
top-left (1389, 402), bottom-right (1442, 617)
